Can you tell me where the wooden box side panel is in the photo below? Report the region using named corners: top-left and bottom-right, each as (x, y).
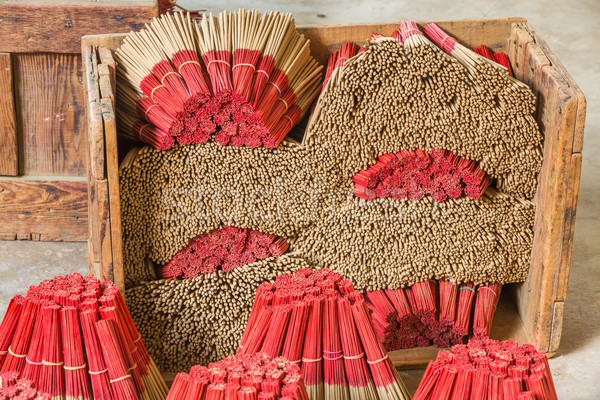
top-left (0, 2), bottom-right (158, 54)
top-left (508, 23), bottom-right (585, 353)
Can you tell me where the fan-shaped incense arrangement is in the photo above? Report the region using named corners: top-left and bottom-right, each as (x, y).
top-left (115, 10), bottom-right (322, 150)
top-left (237, 268), bottom-right (411, 400)
top-left (364, 281), bottom-right (500, 351)
top-left (166, 353), bottom-right (309, 400)
top-left (413, 339), bottom-right (558, 400)
top-left (0, 273), bottom-right (168, 400)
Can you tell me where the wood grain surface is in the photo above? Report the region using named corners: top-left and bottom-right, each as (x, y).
top-left (0, 53), bottom-right (18, 176)
top-left (0, 178), bottom-right (87, 240)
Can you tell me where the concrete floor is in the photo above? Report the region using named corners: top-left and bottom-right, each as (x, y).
top-left (1, 0), bottom-right (598, 397)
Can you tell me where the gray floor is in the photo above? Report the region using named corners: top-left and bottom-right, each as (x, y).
top-left (1, 0), bottom-right (598, 397)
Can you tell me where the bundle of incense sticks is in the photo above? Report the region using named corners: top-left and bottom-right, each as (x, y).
top-left (413, 339), bottom-right (558, 400)
top-left (473, 44), bottom-right (514, 76)
top-left (364, 281), bottom-right (501, 351)
top-left (0, 273), bottom-right (168, 400)
top-left (155, 225), bottom-right (289, 279)
top-left (352, 149), bottom-right (491, 202)
top-left (165, 352), bottom-right (309, 399)
top-left (0, 370), bottom-right (50, 399)
top-left (424, 23), bottom-right (525, 90)
top-left (238, 268), bottom-right (410, 400)
top-left (115, 10), bottom-right (323, 150)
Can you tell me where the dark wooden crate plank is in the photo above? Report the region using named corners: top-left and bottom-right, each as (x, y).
top-left (0, 2), bottom-right (157, 54)
top-left (0, 53), bottom-right (18, 176)
top-left (0, 178), bottom-right (87, 241)
top-left (13, 53), bottom-right (86, 176)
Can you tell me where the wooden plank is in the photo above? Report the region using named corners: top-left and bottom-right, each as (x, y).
top-left (0, 53), bottom-right (18, 176)
top-left (13, 53), bottom-right (86, 176)
top-left (549, 301), bottom-right (565, 353)
top-left (0, 2), bottom-right (157, 54)
top-left (519, 74), bottom-right (579, 353)
top-left (523, 23), bottom-right (586, 153)
top-left (555, 153), bottom-right (582, 301)
top-left (101, 99), bottom-right (125, 294)
top-left (0, 178), bottom-right (87, 241)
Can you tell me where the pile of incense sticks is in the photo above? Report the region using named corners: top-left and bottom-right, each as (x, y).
top-left (237, 268), bottom-right (410, 400)
top-left (0, 273), bottom-right (168, 400)
top-left (352, 149), bottom-right (491, 202)
top-left (115, 10), bottom-right (323, 150)
top-left (155, 225), bottom-right (289, 279)
top-left (166, 352), bottom-right (309, 400)
top-left (0, 371), bottom-right (48, 399)
top-left (364, 281), bottom-right (501, 351)
top-left (414, 339), bottom-right (558, 400)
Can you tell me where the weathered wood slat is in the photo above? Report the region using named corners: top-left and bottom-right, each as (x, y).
top-left (13, 53), bottom-right (86, 176)
top-left (0, 178), bottom-right (87, 241)
top-left (0, 2), bottom-right (157, 54)
top-left (0, 53), bottom-right (18, 176)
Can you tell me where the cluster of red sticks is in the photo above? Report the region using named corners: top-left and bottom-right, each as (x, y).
top-left (156, 226), bottom-right (289, 279)
top-left (237, 268), bottom-right (409, 400)
top-left (0, 371), bottom-right (48, 399)
top-left (322, 42), bottom-right (367, 90)
top-left (365, 281), bottom-right (501, 351)
top-left (353, 149), bottom-right (492, 202)
top-left (414, 339), bottom-right (558, 400)
top-left (473, 45), bottom-right (514, 76)
top-left (140, 88), bottom-right (274, 150)
top-left (167, 353), bottom-right (309, 400)
top-left (0, 273), bottom-right (167, 400)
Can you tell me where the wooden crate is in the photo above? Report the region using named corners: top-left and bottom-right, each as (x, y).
top-left (0, 0), bottom-right (160, 241)
top-left (82, 17), bottom-right (586, 369)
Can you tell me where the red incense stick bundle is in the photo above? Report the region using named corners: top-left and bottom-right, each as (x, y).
top-left (336, 297), bottom-right (378, 400)
top-left (322, 292), bottom-right (348, 400)
top-left (95, 319), bottom-right (139, 400)
top-left (453, 283), bottom-right (476, 343)
top-left (0, 370), bottom-right (48, 399)
top-left (473, 44), bottom-right (514, 77)
top-left (472, 283), bottom-right (501, 339)
top-left (169, 353), bottom-right (309, 400)
top-left (301, 295), bottom-right (324, 400)
top-left (323, 42), bottom-right (358, 90)
top-left (0, 296), bottom-right (25, 367)
top-left (349, 294), bottom-right (409, 400)
top-left (79, 310), bottom-right (113, 400)
top-left (1, 298), bottom-right (40, 375)
top-left (413, 339), bottom-right (558, 400)
top-left (38, 303), bottom-right (65, 399)
top-left (60, 306), bottom-right (92, 400)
